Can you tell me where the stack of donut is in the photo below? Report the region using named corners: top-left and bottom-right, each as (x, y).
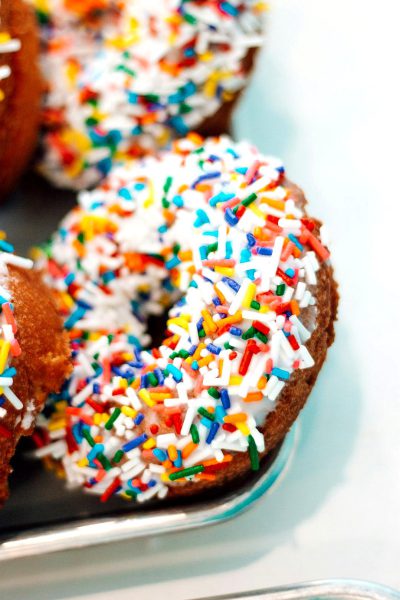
top-left (0, 0), bottom-right (338, 507)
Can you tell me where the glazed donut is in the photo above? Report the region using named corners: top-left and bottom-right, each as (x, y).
top-left (0, 235), bottom-right (71, 504)
top-left (0, 0), bottom-right (41, 199)
top-left (33, 0), bottom-right (265, 189)
top-left (35, 135), bottom-right (337, 503)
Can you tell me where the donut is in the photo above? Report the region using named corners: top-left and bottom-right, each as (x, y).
top-left (0, 234), bottom-right (71, 504)
top-left (0, 0), bottom-right (42, 200)
top-left (35, 135), bottom-right (338, 503)
top-left (32, 0), bottom-right (266, 189)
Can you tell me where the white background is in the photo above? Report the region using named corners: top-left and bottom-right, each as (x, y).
top-left (1, 0), bottom-right (400, 598)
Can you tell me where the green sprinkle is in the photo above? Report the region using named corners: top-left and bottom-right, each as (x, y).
top-left (163, 176), bottom-right (173, 194)
top-left (125, 490), bottom-right (137, 499)
top-left (179, 349), bottom-right (190, 359)
top-left (242, 192), bottom-right (258, 207)
top-left (162, 197), bottom-right (170, 209)
top-left (147, 372), bottom-right (158, 387)
top-left (276, 283), bottom-right (285, 296)
top-left (255, 331), bottom-right (268, 343)
top-left (242, 326), bottom-right (256, 340)
top-left (169, 465), bottom-right (204, 481)
top-left (190, 424), bottom-right (200, 444)
top-left (223, 341), bottom-right (233, 350)
top-left (112, 449), bottom-right (124, 463)
top-left (97, 452), bottom-right (112, 471)
top-left (82, 428), bottom-right (95, 448)
top-left (198, 407), bottom-right (215, 421)
top-left (248, 435), bottom-right (260, 471)
top-left (198, 328), bottom-right (206, 338)
top-left (206, 242), bottom-right (218, 254)
top-left (183, 12), bottom-right (197, 24)
top-left (250, 300), bottom-right (260, 310)
top-left (105, 407), bottom-right (121, 430)
top-left (208, 387), bottom-right (220, 399)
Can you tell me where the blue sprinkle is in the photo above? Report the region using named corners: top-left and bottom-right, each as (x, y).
top-left (148, 479), bottom-right (157, 488)
top-left (154, 368), bottom-right (164, 385)
top-left (200, 417), bottom-right (213, 429)
top-left (235, 167), bottom-right (247, 175)
top-left (220, 389), bottom-right (231, 410)
top-left (153, 448), bottom-right (168, 462)
top-left (64, 306), bottom-right (87, 330)
top-left (172, 195), bottom-right (184, 207)
top-left (0, 367), bottom-right (16, 378)
top-left (64, 273), bottom-right (75, 285)
top-left (212, 296), bottom-right (221, 306)
top-left (166, 256), bottom-right (180, 269)
top-left (76, 299), bottom-right (93, 310)
top-left (229, 326), bottom-right (242, 336)
top-left (246, 269), bottom-right (257, 280)
top-left (288, 233), bottom-right (304, 251)
top-left (192, 172), bottom-right (221, 188)
top-left (240, 249), bottom-right (251, 263)
top-left (140, 374), bottom-right (148, 388)
top-left (206, 343), bottom-right (221, 355)
top-left (169, 115), bottom-right (189, 135)
top-left (88, 443), bottom-right (104, 463)
top-left (256, 247), bottom-right (273, 256)
top-left (0, 240), bottom-right (14, 253)
top-left (134, 413), bottom-right (145, 426)
top-left (285, 268), bottom-right (295, 278)
top-left (93, 383), bottom-right (100, 394)
top-left (222, 276), bottom-right (240, 292)
top-left (226, 241), bottom-right (233, 258)
top-left (271, 367), bottom-right (290, 380)
top-left (134, 182), bottom-right (146, 191)
top-left (225, 208), bottom-right (239, 226)
top-left (277, 165), bottom-right (285, 173)
top-left (0, 295), bottom-right (9, 305)
top-left (194, 209), bottom-right (210, 227)
top-left (206, 422), bottom-right (220, 444)
top-left (166, 364), bottom-right (183, 382)
top-left (246, 233), bottom-right (256, 247)
top-left (191, 360), bottom-right (199, 370)
top-left (122, 433), bottom-right (148, 453)
top-left (118, 187), bottom-right (132, 200)
top-left (72, 422), bottom-right (83, 443)
top-left (174, 450), bottom-right (183, 468)
top-left (215, 406), bottom-right (226, 423)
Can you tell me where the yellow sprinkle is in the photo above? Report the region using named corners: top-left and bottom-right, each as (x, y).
top-left (0, 33), bottom-right (11, 44)
top-left (48, 419), bottom-right (66, 432)
top-left (249, 204), bottom-right (265, 219)
top-left (229, 375), bottom-right (243, 386)
top-left (77, 458), bottom-right (89, 468)
top-left (121, 406), bottom-right (137, 418)
top-left (214, 267), bottom-right (235, 276)
top-left (93, 414), bottom-right (103, 426)
top-left (236, 422), bottom-right (251, 436)
top-left (138, 388), bottom-right (155, 407)
top-left (242, 283), bottom-right (256, 308)
top-left (0, 341), bottom-right (11, 373)
top-left (143, 438), bottom-right (156, 450)
top-left (167, 316), bottom-right (190, 331)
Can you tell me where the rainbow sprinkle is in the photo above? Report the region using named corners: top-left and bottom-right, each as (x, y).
top-left (33, 0), bottom-right (267, 188)
top-left (35, 135), bottom-right (330, 502)
top-left (0, 233), bottom-right (33, 435)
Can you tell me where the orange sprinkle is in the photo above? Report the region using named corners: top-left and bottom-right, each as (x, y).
top-left (216, 311), bottom-right (242, 329)
top-left (168, 445), bottom-right (178, 461)
top-left (224, 413), bottom-right (248, 424)
top-left (201, 309), bottom-right (217, 333)
top-left (182, 442), bottom-right (198, 459)
top-left (290, 299), bottom-right (300, 316)
top-left (243, 391), bottom-right (264, 403)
